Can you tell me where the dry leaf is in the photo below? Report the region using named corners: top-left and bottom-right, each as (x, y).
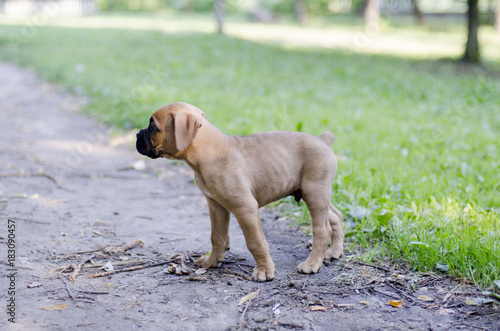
top-left (310, 305), bottom-right (327, 311)
top-left (27, 282), bottom-right (43, 289)
top-left (388, 300), bottom-right (403, 308)
top-left (164, 263), bottom-right (190, 275)
top-left (239, 290), bottom-right (259, 306)
top-left (465, 298), bottom-right (477, 306)
top-left (40, 304), bottom-right (67, 311)
top-left (417, 295), bottom-right (434, 302)
top-left (338, 304), bottom-right (355, 308)
top-left (438, 307), bottom-right (455, 315)
top-left (195, 268), bottom-right (207, 275)
top-left (101, 261), bottom-right (114, 271)
top-left (466, 298), bottom-right (494, 306)
top-left (360, 301), bottom-right (370, 306)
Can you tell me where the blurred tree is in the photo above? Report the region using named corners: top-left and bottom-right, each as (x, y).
top-left (410, 0), bottom-right (425, 25)
top-left (215, 0), bottom-right (224, 34)
top-left (496, 0), bottom-right (500, 33)
top-left (463, 0), bottom-right (480, 63)
top-left (364, 0), bottom-right (379, 29)
top-left (295, 0), bottom-right (308, 24)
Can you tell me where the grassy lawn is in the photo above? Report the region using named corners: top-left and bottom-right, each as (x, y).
top-left (0, 13), bottom-right (498, 287)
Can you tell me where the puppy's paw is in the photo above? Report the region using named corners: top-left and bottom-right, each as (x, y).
top-left (324, 245), bottom-right (343, 261)
top-left (297, 260), bottom-right (322, 274)
top-left (195, 255), bottom-right (221, 269)
top-left (251, 265), bottom-right (275, 282)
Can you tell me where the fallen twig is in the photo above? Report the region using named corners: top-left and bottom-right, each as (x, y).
top-left (443, 283), bottom-right (462, 303)
top-left (0, 172), bottom-right (65, 189)
top-left (239, 291), bottom-right (259, 328)
top-left (239, 299), bottom-right (252, 328)
top-left (59, 274), bottom-right (76, 300)
top-left (70, 253), bottom-right (96, 282)
top-left (418, 274), bottom-right (441, 287)
top-left (55, 239), bottom-right (146, 278)
top-left (446, 322), bottom-right (491, 331)
top-left (302, 277), bottom-right (309, 290)
top-left (64, 249), bottom-right (101, 255)
top-left (38, 172), bottom-right (64, 189)
top-left (278, 322), bottom-right (304, 329)
top-left (370, 288), bottom-right (401, 300)
top-left (87, 260), bottom-right (174, 278)
top-left (60, 239), bottom-right (145, 257)
top-left (457, 323), bottom-right (493, 331)
top-left (300, 284), bottom-right (375, 296)
top-left (353, 260), bottom-right (391, 273)
top-left (58, 274), bottom-right (94, 302)
top-left (100, 239), bottom-right (145, 255)
top-left (57, 264), bottom-right (74, 274)
top-left (76, 290), bottom-right (109, 295)
top-left (84, 260), bottom-right (146, 268)
top-left (222, 268), bottom-right (252, 281)
top-left (445, 301), bottom-right (464, 309)
top-left (386, 281), bottom-right (416, 305)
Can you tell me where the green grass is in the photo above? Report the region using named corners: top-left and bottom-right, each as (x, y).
top-left (0, 13), bottom-right (498, 287)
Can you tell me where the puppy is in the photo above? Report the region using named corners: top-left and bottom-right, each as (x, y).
top-left (136, 102), bottom-right (343, 281)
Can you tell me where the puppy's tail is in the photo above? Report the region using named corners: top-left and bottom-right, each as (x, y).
top-left (319, 131), bottom-right (335, 145)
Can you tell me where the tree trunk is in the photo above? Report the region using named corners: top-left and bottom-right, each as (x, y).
top-left (411, 0), bottom-right (425, 25)
top-left (496, 0), bottom-right (500, 33)
top-left (364, 0), bottom-right (380, 29)
top-left (214, 0), bottom-right (224, 34)
top-left (295, 0), bottom-right (308, 25)
top-left (463, 0), bottom-right (480, 63)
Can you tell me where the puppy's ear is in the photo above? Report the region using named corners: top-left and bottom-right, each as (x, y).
top-left (173, 112), bottom-right (202, 152)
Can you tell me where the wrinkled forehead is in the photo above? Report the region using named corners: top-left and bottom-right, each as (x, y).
top-left (151, 103), bottom-right (206, 124)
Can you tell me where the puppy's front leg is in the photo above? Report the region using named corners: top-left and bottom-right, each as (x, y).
top-left (233, 203), bottom-right (275, 282)
top-left (196, 197), bottom-right (230, 269)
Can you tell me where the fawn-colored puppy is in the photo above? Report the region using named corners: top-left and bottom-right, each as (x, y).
top-left (136, 102), bottom-right (343, 281)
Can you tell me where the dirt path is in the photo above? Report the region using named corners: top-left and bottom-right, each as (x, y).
top-left (0, 62), bottom-right (497, 330)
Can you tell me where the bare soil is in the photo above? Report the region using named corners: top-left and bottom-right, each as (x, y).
top-left (0, 62), bottom-right (498, 330)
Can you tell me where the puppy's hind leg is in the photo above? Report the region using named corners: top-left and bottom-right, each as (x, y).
top-left (196, 197), bottom-right (230, 269)
top-left (297, 183), bottom-right (331, 274)
top-left (325, 203), bottom-right (344, 260)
